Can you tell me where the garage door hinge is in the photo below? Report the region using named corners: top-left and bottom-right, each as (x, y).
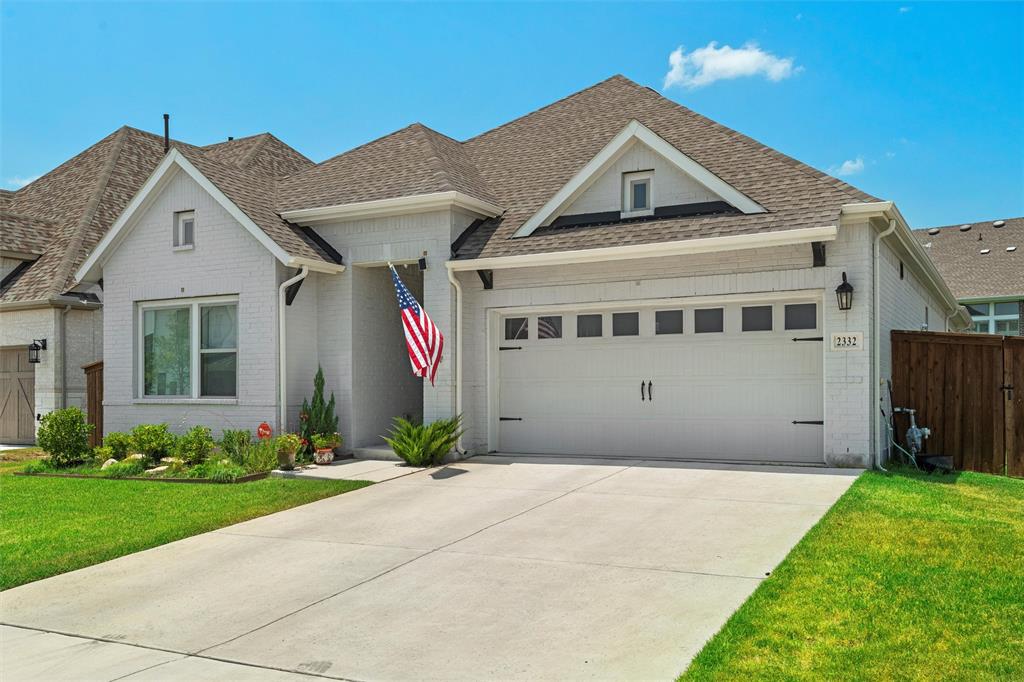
top-left (499, 417), bottom-right (523, 421)
top-left (792, 337), bottom-right (824, 342)
top-left (498, 346), bottom-right (522, 351)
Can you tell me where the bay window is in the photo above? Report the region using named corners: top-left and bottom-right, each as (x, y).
top-left (139, 297), bottom-right (238, 398)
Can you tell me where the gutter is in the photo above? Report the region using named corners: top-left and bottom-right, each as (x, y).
top-left (278, 266), bottom-right (309, 433)
top-left (447, 225), bottom-right (838, 272)
top-left (446, 266), bottom-right (465, 454)
top-left (873, 219), bottom-right (897, 471)
top-left (60, 305), bottom-right (72, 409)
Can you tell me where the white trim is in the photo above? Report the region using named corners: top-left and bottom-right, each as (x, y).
top-left (513, 119), bottom-right (765, 238)
top-left (621, 170), bottom-right (653, 218)
top-left (448, 225), bottom-right (836, 272)
top-left (279, 191), bottom-right (504, 225)
top-left (75, 149), bottom-right (343, 283)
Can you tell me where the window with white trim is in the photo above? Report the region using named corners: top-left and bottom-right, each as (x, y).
top-left (622, 171), bottom-right (653, 217)
top-left (966, 301), bottom-right (1021, 335)
top-left (140, 297), bottom-right (238, 398)
top-left (174, 210), bottom-right (195, 249)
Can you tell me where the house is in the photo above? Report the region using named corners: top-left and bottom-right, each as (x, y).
top-left (914, 217), bottom-right (1023, 335)
top-left (0, 127), bottom-right (312, 444)
top-left (71, 75), bottom-right (971, 467)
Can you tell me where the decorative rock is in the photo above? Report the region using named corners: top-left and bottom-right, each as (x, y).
top-left (144, 466), bottom-right (169, 475)
top-left (101, 458), bottom-right (118, 469)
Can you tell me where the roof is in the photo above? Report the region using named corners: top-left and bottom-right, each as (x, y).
top-left (914, 217), bottom-right (1024, 300)
top-left (1, 126), bottom-right (325, 303)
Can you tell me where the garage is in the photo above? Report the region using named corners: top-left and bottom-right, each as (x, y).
top-left (496, 296), bottom-right (824, 463)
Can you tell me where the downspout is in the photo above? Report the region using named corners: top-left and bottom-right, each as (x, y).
top-left (278, 266), bottom-right (309, 433)
top-left (873, 219), bottom-right (897, 471)
top-left (60, 305), bottom-right (72, 408)
top-left (446, 265), bottom-right (466, 454)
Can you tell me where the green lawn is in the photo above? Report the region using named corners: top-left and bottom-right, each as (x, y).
top-left (0, 464), bottom-right (372, 591)
top-left (682, 469), bottom-right (1024, 681)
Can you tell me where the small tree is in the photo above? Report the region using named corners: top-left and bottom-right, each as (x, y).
top-left (300, 366), bottom-right (338, 453)
top-left (36, 407), bottom-right (93, 468)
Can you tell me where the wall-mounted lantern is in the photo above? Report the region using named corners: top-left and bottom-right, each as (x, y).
top-left (835, 272), bottom-right (854, 311)
top-left (27, 338), bottom-right (47, 364)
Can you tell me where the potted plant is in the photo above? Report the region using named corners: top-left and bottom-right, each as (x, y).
top-left (312, 432), bottom-right (340, 465)
top-left (276, 433), bottom-right (302, 471)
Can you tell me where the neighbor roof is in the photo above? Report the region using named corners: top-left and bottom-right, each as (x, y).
top-left (914, 217), bottom-right (1024, 300)
top-left (0, 127), bottom-right (322, 303)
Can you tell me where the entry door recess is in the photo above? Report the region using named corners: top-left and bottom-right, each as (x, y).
top-left (497, 301), bottom-right (824, 463)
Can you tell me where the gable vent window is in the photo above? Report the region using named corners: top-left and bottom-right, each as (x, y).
top-left (174, 211), bottom-right (195, 250)
top-left (622, 171), bottom-right (653, 217)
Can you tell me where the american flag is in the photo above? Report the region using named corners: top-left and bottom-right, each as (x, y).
top-left (390, 265), bottom-right (444, 385)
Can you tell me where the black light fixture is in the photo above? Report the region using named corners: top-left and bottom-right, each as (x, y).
top-left (417, 257), bottom-right (427, 271)
top-left (835, 272), bottom-right (854, 311)
top-left (27, 338), bottom-right (47, 364)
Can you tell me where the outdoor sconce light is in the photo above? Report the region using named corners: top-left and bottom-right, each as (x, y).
top-left (27, 339), bottom-right (47, 364)
top-left (835, 272), bottom-right (854, 311)
top-left (418, 257), bottom-right (427, 271)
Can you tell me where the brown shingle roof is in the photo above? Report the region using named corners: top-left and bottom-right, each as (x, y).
top-left (1, 126), bottom-right (324, 304)
top-left (914, 217), bottom-right (1024, 300)
top-left (277, 123), bottom-right (499, 211)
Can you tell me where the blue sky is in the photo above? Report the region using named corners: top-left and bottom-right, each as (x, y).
top-left (2, 2), bottom-right (1021, 227)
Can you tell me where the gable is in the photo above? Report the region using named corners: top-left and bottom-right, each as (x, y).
top-left (557, 140), bottom-right (726, 225)
top-left (512, 120), bottom-right (765, 238)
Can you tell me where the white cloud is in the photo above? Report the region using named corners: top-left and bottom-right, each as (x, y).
top-left (4, 175), bottom-right (39, 189)
top-left (832, 157), bottom-right (865, 176)
top-left (663, 42), bottom-right (801, 90)
top-left (899, 6), bottom-right (912, 13)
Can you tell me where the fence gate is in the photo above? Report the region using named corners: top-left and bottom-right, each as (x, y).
top-left (891, 331), bottom-right (1022, 477)
top-left (82, 360), bottom-right (103, 448)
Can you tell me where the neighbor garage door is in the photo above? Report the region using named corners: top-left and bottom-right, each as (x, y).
top-left (497, 298), bottom-right (824, 463)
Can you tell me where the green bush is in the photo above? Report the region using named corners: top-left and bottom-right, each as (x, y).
top-left (231, 438), bottom-right (278, 474)
top-left (22, 460), bottom-right (52, 474)
top-left (175, 426), bottom-right (214, 465)
top-left (383, 415), bottom-right (463, 467)
top-left (300, 367), bottom-right (338, 454)
top-left (103, 431), bottom-right (133, 458)
top-left (219, 429), bottom-right (251, 461)
top-left (130, 424), bottom-right (176, 463)
top-left (92, 446), bottom-right (115, 465)
top-left (101, 459), bottom-right (147, 478)
top-left (186, 458), bottom-right (246, 482)
top-left (36, 407), bottom-right (93, 468)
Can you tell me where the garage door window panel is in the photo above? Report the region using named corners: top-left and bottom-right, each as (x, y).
top-left (655, 310), bottom-right (683, 335)
top-left (742, 305), bottom-right (773, 332)
top-left (784, 303), bottom-right (817, 330)
top-left (577, 314), bottom-right (603, 338)
top-left (694, 308), bottom-right (724, 334)
top-left (612, 312), bottom-right (640, 337)
top-left (537, 316), bottom-right (562, 339)
top-left (505, 317), bottom-right (528, 341)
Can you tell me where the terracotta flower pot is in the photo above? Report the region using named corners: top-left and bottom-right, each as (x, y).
top-left (277, 449), bottom-right (297, 471)
top-left (314, 448), bottom-right (335, 465)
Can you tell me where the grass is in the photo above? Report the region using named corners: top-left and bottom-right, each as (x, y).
top-left (681, 469), bottom-right (1024, 681)
top-left (0, 461), bottom-right (372, 591)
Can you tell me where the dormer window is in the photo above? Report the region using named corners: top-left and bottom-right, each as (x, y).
top-left (622, 171), bottom-right (653, 218)
top-left (174, 211), bottom-right (195, 250)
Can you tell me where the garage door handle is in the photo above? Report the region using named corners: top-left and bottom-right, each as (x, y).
top-left (641, 380), bottom-right (646, 401)
top-left (648, 380), bottom-right (653, 401)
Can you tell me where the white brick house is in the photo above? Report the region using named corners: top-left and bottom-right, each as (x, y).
top-left (73, 76), bottom-right (970, 468)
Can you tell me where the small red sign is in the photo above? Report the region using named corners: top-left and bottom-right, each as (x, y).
top-left (257, 422), bottom-right (273, 440)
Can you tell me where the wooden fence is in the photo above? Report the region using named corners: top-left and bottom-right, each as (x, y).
top-left (891, 331), bottom-right (1023, 477)
top-left (82, 360), bottom-right (103, 448)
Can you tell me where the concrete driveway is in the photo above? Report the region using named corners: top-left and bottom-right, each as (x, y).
top-left (1, 456), bottom-right (859, 681)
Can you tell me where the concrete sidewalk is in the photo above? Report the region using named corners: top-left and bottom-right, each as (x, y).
top-left (1, 456), bottom-right (859, 681)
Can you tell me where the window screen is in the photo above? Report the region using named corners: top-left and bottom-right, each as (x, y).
top-left (784, 303), bottom-right (817, 330)
top-left (694, 308), bottom-right (724, 333)
top-left (612, 312), bottom-right (639, 336)
top-left (504, 317), bottom-right (528, 340)
top-left (742, 306), bottom-right (773, 332)
top-left (537, 315), bottom-right (562, 339)
top-left (577, 314), bottom-right (603, 338)
top-left (655, 310), bottom-right (683, 334)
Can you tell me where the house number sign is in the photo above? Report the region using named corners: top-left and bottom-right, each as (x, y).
top-left (830, 332), bottom-right (863, 351)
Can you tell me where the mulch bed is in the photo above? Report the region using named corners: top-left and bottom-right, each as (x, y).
top-left (12, 471), bottom-right (270, 484)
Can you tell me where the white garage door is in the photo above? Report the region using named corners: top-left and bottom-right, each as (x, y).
top-left (497, 299), bottom-right (824, 463)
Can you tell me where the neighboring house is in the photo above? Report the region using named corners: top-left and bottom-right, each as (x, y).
top-left (72, 75), bottom-right (970, 467)
top-left (914, 217), bottom-right (1023, 335)
top-left (0, 128), bottom-right (312, 443)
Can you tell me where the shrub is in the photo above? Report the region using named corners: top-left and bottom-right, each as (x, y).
top-left (232, 438), bottom-right (278, 474)
top-left (22, 460), bottom-right (52, 474)
top-left (383, 416), bottom-right (463, 467)
top-left (277, 433), bottom-right (302, 455)
top-left (300, 367), bottom-right (338, 454)
top-left (101, 459), bottom-right (147, 478)
top-left (311, 432), bottom-right (341, 450)
top-left (219, 429), bottom-right (251, 461)
top-left (175, 425), bottom-right (214, 465)
top-left (103, 431), bottom-right (133, 458)
top-left (92, 446), bottom-right (115, 465)
top-left (187, 458), bottom-right (246, 483)
top-left (130, 424), bottom-right (176, 462)
top-left (36, 407), bottom-right (93, 468)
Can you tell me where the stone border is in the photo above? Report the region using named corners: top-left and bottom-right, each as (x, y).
top-left (12, 471), bottom-right (270, 484)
